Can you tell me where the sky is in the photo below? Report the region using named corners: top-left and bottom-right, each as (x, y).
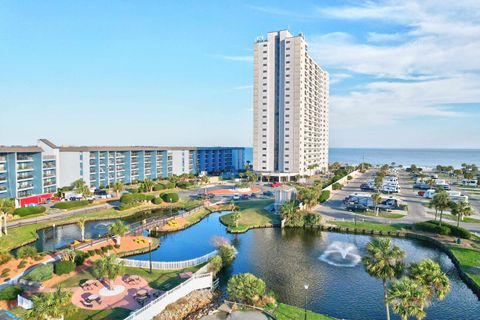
top-left (1, 0), bottom-right (479, 148)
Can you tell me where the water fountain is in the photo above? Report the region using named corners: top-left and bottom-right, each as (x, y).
top-left (319, 241), bottom-right (362, 267)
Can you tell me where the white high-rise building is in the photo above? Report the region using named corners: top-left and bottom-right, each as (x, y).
top-left (253, 30), bottom-right (329, 180)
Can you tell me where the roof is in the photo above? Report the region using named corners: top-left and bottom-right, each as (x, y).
top-left (38, 138), bottom-right (58, 149)
top-left (0, 146), bottom-right (43, 153)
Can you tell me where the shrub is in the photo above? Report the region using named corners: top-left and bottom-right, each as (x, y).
top-left (161, 192), bottom-right (179, 203)
top-left (54, 260), bottom-right (75, 275)
top-left (153, 183), bottom-right (166, 191)
top-left (0, 251), bottom-right (12, 266)
top-left (0, 286), bottom-right (24, 301)
top-left (163, 182), bottom-right (175, 189)
top-left (114, 244), bottom-right (120, 249)
top-left (53, 200), bottom-right (89, 210)
top-left (88, 250), bottom-right (95, 257)
top-left (152, 197), bottom-right (163, 205)
top-left (101, 246), bottom-right (109, 253)
top-left (332, 183), bottom-right (343, 190)
top-left (74, 251), bottom-right (86, 266)
top-left (13, 206), bottom-right (46, 217)
top-left (16, 245), bottom-right (38, 259)
top-left (24, 263), bottom-right (53, 282)
top-left (208, 255), bottom-right (223, 277)
top-left (118, 202), bottom-right (141, 211)
top-left (227, 273), bottom-right (266, 305)
top-left (319, 190), bottom-right (330, 203)
top-left (428, 220), bottom-right (472, 239)
top-left (304, 213), bottom-right (322, 226)
top-left (347, 175), bottom-right (353, 180)
top-left (414, 222), bottom-right (450, 235)
top-left (176, 181), bottom-right (191, 189)
top-left (18, 260), bottom-right (27, 269)
top-left (1, 268), bottom-right (10, 278)
top-left (94, 249), bottom-right (102, 255)
top-left (106, 245), bottom-right (114, 250)
top-left (218, 244), bottom-right (236, 267)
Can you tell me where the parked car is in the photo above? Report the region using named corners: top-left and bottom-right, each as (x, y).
top-left (232, 193), bottom-right (240, 200)
top-left (250, 193), bottom-right (258, 198)
top-left (413, 183), bottom-right (430, 190)
top-left (263, 191), bottom-right (274, 197)
top-left (272, 182), bottom-right (283, 187)
top-left (346, 203), bottom-right (368, 212)
top-left (418, 191), bottom-right (425, 197)
top-left (360, 183), bottom-right (376, 191)
top-left (241, 194), bottom-right (249, 200)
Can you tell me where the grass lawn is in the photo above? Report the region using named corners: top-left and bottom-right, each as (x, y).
top-left (354, 211), bottom-right (406, 219)
top-left (185, 208), bottom-right (210, 224)
top-left (331, 221), bottom-right (408, 232)
top-left (66, 308), bottom-right (131, 320)
top-left (450, 247), bottom-right (480, 286)
top-left (272, 303), bottom-right (336, 320)
top-left (440, 214), bottom-right (480, 224)
top-left (220, 199), bottom-right (278, 232)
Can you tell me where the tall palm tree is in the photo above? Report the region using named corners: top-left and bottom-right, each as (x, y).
top-left (107, 220), bottom-right (129, 245)
top-left (111, 182), bottom-right (124, 198)
top-left (231, 210), bottom-right (241, 228)
top-left (298, 188), bottom-right (319, 210)
top-left (387, 277), bottom-right (429, 320)
top-left (363, 238), bottom-right (406, 320)
top-left (451, 201), bottom-right (473, 227)
top-left (280, 201), bottom-right (297, 226)
top-left (433, 191), bottom-right (451, 226)
top-left (0, 198), bottom-right (14, 237)
top-left (94, 253), bottom-right (125, 290)
top-left (27, 286), bottom-right (74, 320)
top-left (371, 193), bottom-right (382, 216)
top-left (141, 178), bottom-right (155, 192)
top-left (307, 163), bottom-right (319, 176)
top-left (409, 259), bottom-right (450, 303)
top-left (78, 218), bottom-right (86, 241)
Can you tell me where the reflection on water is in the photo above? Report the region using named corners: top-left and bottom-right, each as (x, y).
top-left (130, 212), bottom-right (480, 320)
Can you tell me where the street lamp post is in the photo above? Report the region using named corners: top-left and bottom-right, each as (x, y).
top-left (304, 283), bottom-right (309, 320)
top-left (148, 239), bottom-right (152, 274)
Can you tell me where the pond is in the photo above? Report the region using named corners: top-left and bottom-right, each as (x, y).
top-left (130, 211), bottom-right (480, 320)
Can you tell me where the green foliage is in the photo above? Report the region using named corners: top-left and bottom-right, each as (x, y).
top-left (347, 175), bottom-right (353, 180)
top-left (414, 221), bottom-right (450, 235)
top-left (54, 260), bottom-right (76, 275)
top-left (107, 220), bottom-right (129, 237)
top-left (118, 202), bottom-right (141, 211)
top-left (332, 182), bottom-right (343, 190)
top-left (218, 244), bottom-right (236, 267)
top-left (13, 206), bottom-right (46, 217)
top-left (0, 250), bottom-right (12, 265)
top-left (429, 220), bottom-right (472, 239)
top-left (120, 193), bottom-right (154, 204)
top-left (227, 273), bottom-right (266, 305)
top-left (1, 268), bottom-right (10, 278)
top-left (304, 213), bottom-right (322, 226)
top-left (26, 286), bottom-right (74, 320)
top-left (74, 250), bottom-right (86, 266)
top-left (0, 285), bottom-right (24, 301)
top-left (153, 183), bottom-right (166, 191)
top-left (161, 192), bottom-right (179, 203)
top-left (16, 245), bottom-right (38, 259)
top-left (152, 197), bottom-right (163, 204)
top-left (25, 263), bottom-right (53, 282)
top-left (93, 254), bottom-right (125, 289)
top-left (319, 190), bottom-right (330, 203)
top-left (176, 181), bottom-right (191, 189)
top-left (207, 255), bottom-right (223, 277)
top-left (53, 200), bottom-right (90, 209)
top-left (18, 260), bottom-right (27, 269)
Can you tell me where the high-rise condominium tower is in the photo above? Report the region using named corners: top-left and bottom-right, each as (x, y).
top-left (253, 30), bottom-right (329, 180)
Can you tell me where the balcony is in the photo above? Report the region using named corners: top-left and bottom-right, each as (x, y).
top-left (43, 171), bottom-right (56, 177)
top-left (0, 186), bottom-right (7, 193)
top-left (17, 173), bottom-right (34, 181)
top-left (0, 156), bottom-right (6, 162)
top-left (17, 182), bottom-right (34, 190)
top-left (0, 176), bottom-right (6, 182)
top-left (17, 155), bottom-right (34, 162)
top-left (43, 161), bottom-right (56, 169)
top-left (17, 164), bottom-right (33, 171)
top-left (0, 165), bottom-right (6, 172)
top-left (43, 180), bottom-right (56, 187)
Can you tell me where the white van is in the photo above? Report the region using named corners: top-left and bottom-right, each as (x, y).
top-left (462, 179), bottom-right (478, 187)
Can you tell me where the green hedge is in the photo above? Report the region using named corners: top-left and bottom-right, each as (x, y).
top-left (176, 181), bottom-right (191, 189)
top-left (428, 220), bottom-right (472, 239)
top-left (16, 245), bottom-right (38, 259)
top-left (118, 202), bottom-right (141, 211)
top-left (161, 192), bottom-right (179, 203)
top-left (13, 206), bottom-right (46, 217)
top-left (53, 200), bottom-right (90, 209)
top-left (152, 197), bottom-right (163, 205)
top-left (120, 193), bottom-right (155, 204)
top-left (0, 286), bottom-right (24, 301)
top-left (54, 260), bottom-right (76, 275)
top-left (0, 251), bottom-right (12, 265)
top-left (25, 263), bottom-right (53, 282)
top-left (319, 190), bottom-right (331, 203)
top-left (154, 183), bottom-right (166, 191)
top-left (332, 183), bottom-right (344, 190)
top-left (74, 250), bottom-right (86, 266)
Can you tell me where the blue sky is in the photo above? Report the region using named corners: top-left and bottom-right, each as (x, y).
top-left (1, 0), bottom-right (479, 148)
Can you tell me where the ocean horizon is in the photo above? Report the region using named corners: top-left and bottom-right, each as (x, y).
top-left (243, 147), bottom-right (480, 168)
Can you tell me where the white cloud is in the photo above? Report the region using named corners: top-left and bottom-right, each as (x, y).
top-left (233, 85), bottom-right (253, 90)
top-left (366, 32), bottom-right (407, 42)
top-left (330, 73), bottom-right (352, 84)
top-left (213, 54), bottom-right (253, 62)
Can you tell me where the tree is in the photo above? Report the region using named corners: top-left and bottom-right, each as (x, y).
top-left (78, 218), bottom-right (86, 241)
top-left (231, 210), bottom-right (241, 228)
top-left (0, 198), bottom-right (14, 237)
top-left (374, 175), bottom-right (383, 191)
top-left (409, 259), bottom-right (450, 303)
top-left (93, 253), bottom-right (125, 290)
top-left (169, 175), bottom-right (179, 188)
top-left (27, 286), bottom-right (74, 320)
top-left (432, 191), bottom-right (451, 226)
top-left (141, 178), bottom-right (155, 192)
top-left (200, 175), bottom-right (210, 185)
top-left (387, 277), bottom-right (429, 320)
top-left (371, 193), bottom-right (382, 216)
top-left (227, 273), bottom-right (266, 305)
top-left (218, 244), bottom-right (236, 267)
top-left (280, 200), bottom-right (298, 225)
top-left (298, 188), bottom-right (319, 210)
top-left (450, 201), bottom-right (473, 227)
top-left (107, 220), bottom-right (129, 245)
top-left (208, 255), bottom-right (223, 277)
top-left (363, 238), bottom-right (406, 320)
top-left (307, 163), bottom-right (319, 176)
top-left (111, 182), bottom-right (124, 198)
top-left (244, 171), bottom-right (258, 189)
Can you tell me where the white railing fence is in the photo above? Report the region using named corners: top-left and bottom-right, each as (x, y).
top-left (118, 250), bottom-right (217, 270)
top-left (17, 294), bottom-right (33, 310)
top-left (124, 272), bottom-right (213, 320)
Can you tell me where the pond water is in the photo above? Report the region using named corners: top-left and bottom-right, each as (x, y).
top-left (130, 212), bottom-right (480, 320)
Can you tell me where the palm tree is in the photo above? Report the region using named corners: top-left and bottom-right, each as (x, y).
top-left (107, 220), bottom-right (129, 245)
top-left (94, 253), bottom-right (125, 290)
top-left (111, 182), bottom-right (124, 198)
top-left (78, 218), bottom-right (86, 241)
top-left (280, 200), bottom-right (297, 226)
top-left (371, 193), bottom-right (382, 216)
top-left (387, 277), bottom-right (429, 320)
top-left (27, 286), bottom-right (74, 320)
top-left (307, 163), bottom-right (319, 176)
top-left (229, 200), bottom-right (237, 211)
top-left (433, 191), bottom-right (451, 226)
top-left (298, 188), bottom-right (319, 210)
top-left (231, 210), bottom-right (241, 228)
top-left (201, 175), bottom-right (210, 185)
top-left (429, 196), bottom-right (440, 221)
top-left (0, 198), bottom-right (14, 237)
top-left (363, 238), bottom-right (406, 320)
top-left (409, 259), bottom-right (450, 303)
top-left (451, 201), bottom-right (473, 227)
top-left (169, 175), bottom-right (179, 188)
top-left (141, 178), bottom-right (155, 192)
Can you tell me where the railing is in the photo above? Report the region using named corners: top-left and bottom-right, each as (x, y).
top-left (17, 294), bottom-right (33, 310)
top-left (124, 273), bottom-right (213, 320)
top-left (119, 250), bottom-right (217, 270)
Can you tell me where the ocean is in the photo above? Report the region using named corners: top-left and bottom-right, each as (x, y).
top-left (243, 147), bottom-right (480, 168)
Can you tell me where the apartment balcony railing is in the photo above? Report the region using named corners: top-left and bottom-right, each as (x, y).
top-left (43, 163), bottom-right (56, 169)
top-left (0, 176), bottom-right (6, 182)
top-left (17, 174), bottom-right (34, 181)
top-left (17, 165), bottom-right (33, 171)
top-left (43, 180), bottom-right (56, 187)
top-left (17, 183), bottom-right (34, 190)
top-left (0, 186), bottom-right (7, 192)
top-left (17, 155), bottom-right (34, 161)
top-left (43, 172), bottom-right (55, 178)
top-left (0, 156), bottom-right (7, 162)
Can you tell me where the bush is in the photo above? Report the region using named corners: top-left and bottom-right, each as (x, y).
top-left (152, 197), bottom-right (163, 205)
top-left (176, 181), bottom-right (191, 189)
top-left (74, 251), bottom-right (86, 266)
top-left (163, 181), bottom-right (175, 189)
top-left (25, 263), bottom-right (53, 282)
top-left (0, 251), bottom-right (12, 266)
top-left (16, 245), bottom-right (38, 259)
top-left (114, 244), bottom-right (120, 249)
top-left (218, 244), bottom-right (236, 267)
top-left (120, 193), bottom-right (154, 204)
top-left (208, 255), bottom-right (223, 277)
top-left (161, 192), bottom-right (179, 203)
top-left (332, 183), bottom-right (344, 190)
top-left (304, 213), bottom-right (322, 226)
top-left (18, 260), bottom-right (27, 269)
top-left (414, 222), bottom-right (450, 235)
top-left (101, 246), bottom-right (109, 253)
top-left (428, 220), bottom-right (472, 239)
top-left (154, 183), bottom-right (166, 191)
top-left (347, 175), bottom-right (353, 180)
top-left (13, 206), bottom-right (46, 217)
top-left (106, 245), bottom-right (114, 250)
top-left (94, 249), bottom-right (102, 255)
top-left (53, 200), bottom-right (89, 209)
top-left (54, 260), bottom-right (75, 275)
top-left (227, 273), bottom-right (266, 305)
top-left (319, 190), bottom-right (330, 203)
top-left (118, 202), bottom-right (141, 211)
top-left (88, 250), bottom-right (95, 257)
top-left (1, 268), bottom-right (10, 278)
top-left (0, 286), bottom-right (24, 301)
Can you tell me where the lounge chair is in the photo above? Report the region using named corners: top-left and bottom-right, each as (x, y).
top-left (81, 300), bottom-right (93, 308)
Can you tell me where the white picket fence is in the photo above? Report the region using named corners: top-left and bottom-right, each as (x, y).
top-left (17, 294), bottom-right (33, 310)
top-left (118, 250), bottom-right (217, 270)
top-left (124, 272), bottom-right (214, 320)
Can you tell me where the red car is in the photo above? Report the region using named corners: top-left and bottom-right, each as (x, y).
top-left (418, 191), bottom-right (425, 197)
top-left (272, 182), bottom-right (283, 187)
